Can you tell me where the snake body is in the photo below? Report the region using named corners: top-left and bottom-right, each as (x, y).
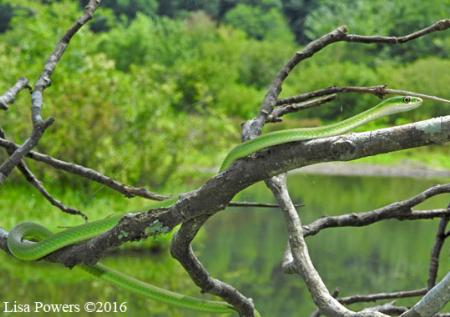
top-left (7, 95), bottom-right (422, 315)
top-left (7, 198), bottom-right (234, 314)
top-left (220, 96), bottom-right (423, 171)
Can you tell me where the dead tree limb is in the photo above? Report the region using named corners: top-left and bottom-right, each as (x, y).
top-left (276, 85), bottom-right (450, 107)
top-left (0, 77), bottom-right (30, 110)
top-left (0, 11), bottom-right (449, 317)
top-left (427, 214), bottom-right (449, 289)
top-left (0, 0), bottom-right (102, 184)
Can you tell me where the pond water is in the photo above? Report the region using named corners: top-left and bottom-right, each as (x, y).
top-left (1, 173), bottom-right (449, 316)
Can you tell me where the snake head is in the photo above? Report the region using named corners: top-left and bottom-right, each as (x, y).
top-left (378, 95), bottom-right (423, 117)
top-left (402, 95), bottom-right (423, 107)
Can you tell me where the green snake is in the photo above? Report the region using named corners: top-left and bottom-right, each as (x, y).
top-left (7, 197), bottom-right (235, 314)
top-left (220, 96), bottom-right (423, 171)
top-left (7, 95), bottom-right (422, 315)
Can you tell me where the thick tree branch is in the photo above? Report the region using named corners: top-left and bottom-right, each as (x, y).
top-left (0, 116), bottom-right (448, 267)
top-left (401, 273), bottom-right (450, 317)
top-left (0, 7), bottom-right (448, 317)
top-left (0, 77), bottom-right (30, 110)
top-left (233, 116), bottom-right (450, 179)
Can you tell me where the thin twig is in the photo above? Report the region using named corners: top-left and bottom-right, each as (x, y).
top-left (242, 19), bottom-right (450, 139)
top-left (244, 20), bottom-right (450, 317)
top-left (338, 288), bottom-right (428, 305)
top-left (0, 77), bottom-right (30, 110)
top-left (344, 19), bottom-right (450, 44)
top-left (303, 184), bottom-right (450, 237)
top-left (277, 85), bottom-right (450, 107)
top-left (229, 201), bottom-right (303, 208)
top-left (268, 94), bottom-right (337, 122)
top-left (0, 136), bottom-right (167, 200)
top-left (0, 136), bottom-right (309, 205)
top-left (0, 129), bottom-right (87, 220)
top-left (427, 211), bottom-right (449, 289)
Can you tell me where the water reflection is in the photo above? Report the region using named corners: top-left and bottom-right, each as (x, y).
top-left (1, 174), bottom-right (449, 316)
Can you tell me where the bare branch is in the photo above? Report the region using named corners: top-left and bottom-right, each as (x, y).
top-left (268, 94), bottom-right (337, 122)
top-left (0, 136), bottom-right (167, 200)
top-left (277, 85), bottom-right (450, 107)
top-left (401, 273), bottom-right (450, 317)
top-left (240, 20), bottom-right (450, 317)
top-left (243, 26), bottom-right (349, 139)
top-left (344, 19), bottom-right (450, 44)
top-left (266, 174), bottom-right (387, 317)
top-left (303, 209), bottom-right (450, 237)
top-left (0, 77), bottom-right (30, 110)
top-left (229, 201), bottom-right (303, 208)
top-left (242, 19), bottom-right (450, 139)
top-left (0, 116), bottom-right (448, 267)
top-left (0, 134), bottom-right (308, 206)
top-left (0, 129), bottom-right (87, 220)
top-left (427, 214), bottom-right (449, 289)
top-left (338, 289), bottom-right (428, 305)
top-left (233, 116), bottom-right (450, 180)
top-left (303, 184), bottom-right (450, 237)
top-left (17, 162), bottom-right (87, 220)
top-left (0, 0), bottom-right (102, 184)
top-left (171, 217), bottom-right (256, 316)
top-left (361, 302), bottom-right (408, 316)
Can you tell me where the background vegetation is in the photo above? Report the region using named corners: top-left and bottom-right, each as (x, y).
top-left (0, 0), bottom-right (448, 191)
top-left (0, 2), bottom-right (448, 316)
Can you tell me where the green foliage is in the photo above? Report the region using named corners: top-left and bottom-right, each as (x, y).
top-left (223, 4), bottom-right (294, 42)
top-left (282, 60), bottom-right (380, 120)
top-left (378, 58), bottom-right (450, 119)
top-left (97, 0), bottom-right (158, 20)
top-left (0, 0), bottom-right (448, 189)
top-left (305, 0), bottom-right (450, 61)
top-left (280, 0), bottom-right (318, 43)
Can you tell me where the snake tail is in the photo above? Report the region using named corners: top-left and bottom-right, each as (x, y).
top-left (7, 203), bottom-right (236, 314)
top-left (81, 264), bottom-right (235, 313)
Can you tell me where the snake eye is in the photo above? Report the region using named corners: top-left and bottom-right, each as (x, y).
top-left (403, 96), bottom-right (411, 103)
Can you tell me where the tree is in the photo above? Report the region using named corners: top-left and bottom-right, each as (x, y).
top-left (223, 3), bottom-right (294, 42)
top-left (0, 1), bottom-right (449, 317)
